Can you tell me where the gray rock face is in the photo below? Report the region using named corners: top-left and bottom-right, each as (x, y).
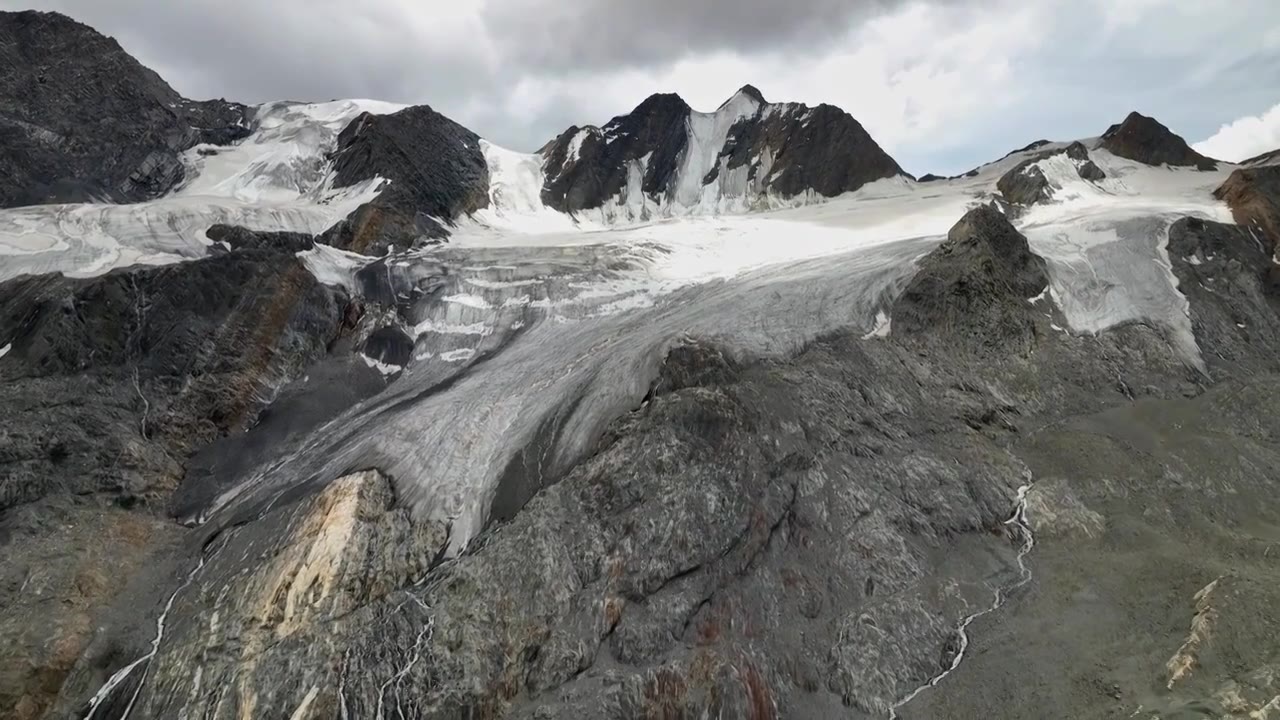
top-left (0, 249), bottom-right (351, 513)
top-left (891, 205), bottom-right (1048, 347)
top-left (541, 93), bottom-right (693, 213)
top-left (1101, 111), bottom-right (1217, 170)
top-left (539, 86), bottom-right (903, 214)
top-left (0, 244), bottom-right (367, 718)
top-left (996, 162), bottom-right (1052, 206)
top-left (996, 141), bottom-right (1104, 207)
top-left (321, 106), bottom-right (491, 254)
top-left (1076, 159), bottom-right (1105, 181)
top-left (0, 10), bottom-right (251, 208)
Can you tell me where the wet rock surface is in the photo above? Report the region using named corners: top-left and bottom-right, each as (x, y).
top-left (0, 10), bottom-right (250, 208)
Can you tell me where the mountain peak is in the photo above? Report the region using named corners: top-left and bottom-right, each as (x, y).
top-left (1101, 110), bottom-right (1216, 170)
top-left (732, 84), bottom-right (767, 105)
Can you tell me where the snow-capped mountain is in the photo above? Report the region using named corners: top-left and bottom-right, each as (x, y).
top-left (5, 9), bottom-right (1280, 720)
top-left (536, 84), bottom-right (905, 222)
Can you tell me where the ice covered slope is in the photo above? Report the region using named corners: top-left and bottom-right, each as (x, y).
top-left (0, 99), bottom-right (403, 282)
top-left (208, 132), bottom-right (1237, 555)
top-left (536, 86), bottom-right (905, 224)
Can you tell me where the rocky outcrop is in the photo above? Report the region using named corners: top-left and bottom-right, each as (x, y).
top-left (1213, 166), bottom-right (1280, 254)
top-left (539, 86), bottom-right (903, 216)
top-left (540, 93), bottom-right (692, 213)
top-left (0, 10), bottom-right (251, 208)
top-left (0, 249), bottom-right (351, 512)
top-left (0, 247), bottom-right (358, 718)
top-left (891, 204), bottom-right (1049, 347)
top-left (1166, 215), bottom-right (1280, 379)
top-left (1242, 147), bottom-right (1280, 168)
top-left (1100, 111), bottom-right (1216, 170)
top-left (321, 105), bottom-right (490, 254)
top-left (996, 141), bottom-right (1104, 207)
top-left (206, 223), bottom-right (317, 253)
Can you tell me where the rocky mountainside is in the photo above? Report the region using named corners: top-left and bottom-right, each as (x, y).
top-left (0, 11), bottom-right (251, 207)
top-left (4, 9), bottom-right (1280, 720)
top-left (1100, 111), bottom-right (1218, 170)
top-left (539, 85), bottom-right (904, 220)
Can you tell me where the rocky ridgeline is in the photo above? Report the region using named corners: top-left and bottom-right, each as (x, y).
top-left (539, 84), bottom-right (904, 216)
top-left (0, 11), bottom-right (251, 208)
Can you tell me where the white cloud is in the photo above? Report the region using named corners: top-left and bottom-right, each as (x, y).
top-left (1193, 103), bottom-right (1280, 162)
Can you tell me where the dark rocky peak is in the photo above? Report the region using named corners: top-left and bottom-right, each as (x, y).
top-left (0, 10), bottom-right (251, 208)
top-left (891, 204), bottom-right (1050, 348)
top-left (724, 83), bottom-right (767, 106)
top-left (540, 94), bottom-right (693, 213)
top-left (1100, 111), bottom-right (1216, 170)
top-left (540, 86), bottom-right (902, 216)
top-left (321, 104), bottom-right (489, 255)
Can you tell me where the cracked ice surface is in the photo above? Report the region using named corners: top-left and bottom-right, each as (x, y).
top-left (213, 141), bottom-right (1237, 555)
top-left (214, 188), bottom-right (970, 552)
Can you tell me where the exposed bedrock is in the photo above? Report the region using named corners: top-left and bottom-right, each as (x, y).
top-left (1214, 165), bottom-right (1280, 254)
top-left (0, 245), bottom-right (367, 718)
top-left (47, 203), bottom-right (1280, 719)
top-left (891, 204), bottom-right (1049, 349)
top-left (320, 105), bottom-right (490, 255)
top-left (0, 10), bottom-right (251, 209)
top-left (1100, 111), bottom-right (1217, 171)
top-left (996, 141), bottom-right (1104, 207)
top-left (539, 86), bottom-right (903, 216)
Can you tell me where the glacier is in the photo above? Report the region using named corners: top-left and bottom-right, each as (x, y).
top-left (0, 93), bottom-right (1239, 554)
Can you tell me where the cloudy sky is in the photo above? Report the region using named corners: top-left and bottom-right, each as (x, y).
top-left (16, 0), bottom-right (1280, 175)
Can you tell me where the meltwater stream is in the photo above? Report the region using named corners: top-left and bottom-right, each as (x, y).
top-left (887, 483), bottom-right (1036, 719)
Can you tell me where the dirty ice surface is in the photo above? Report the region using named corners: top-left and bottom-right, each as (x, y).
top-left (214, 135), bottom-right (1233, 554)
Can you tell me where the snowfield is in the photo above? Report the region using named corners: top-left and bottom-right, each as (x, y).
top-left (0, 99), bottom-right (401, 281)
top-left (0, 97), bottom-right (1240, 550)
